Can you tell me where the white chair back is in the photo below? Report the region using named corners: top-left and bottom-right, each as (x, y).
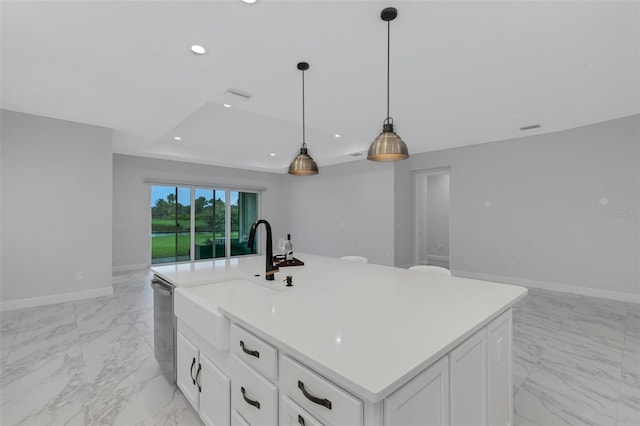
top-left (339, 256), bottom-right (368, 264)
top-left (408, 265), bottom-right (452, 276)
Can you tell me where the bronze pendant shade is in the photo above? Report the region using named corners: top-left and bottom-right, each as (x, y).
top-left (289, 62), bottom-right (319, 175)
top-left (367, 7), bottom-right (409, 162)
top-left (368, 117), bottom-right (408, 161)
top-left (288, 142), bottom-right (318, 175)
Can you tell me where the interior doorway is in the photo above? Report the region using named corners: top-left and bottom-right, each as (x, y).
top-left (414, 168), bottom-right (451, 269)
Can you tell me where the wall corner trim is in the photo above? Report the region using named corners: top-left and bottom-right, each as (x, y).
top-left (0, 286), bottom-right (114, 311)
top-left (452, 270), bottom-right (640, 304)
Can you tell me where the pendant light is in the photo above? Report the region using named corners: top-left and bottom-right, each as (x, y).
top-left (367, 7), bottom-right (409, 162)
top-left (289, 62), bottom-right (319, 175)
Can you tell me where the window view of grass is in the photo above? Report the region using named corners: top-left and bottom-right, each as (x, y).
top-left (151, 186), bottom-right (257, 264)
top-left (151, 186), bottom-right (190, 264)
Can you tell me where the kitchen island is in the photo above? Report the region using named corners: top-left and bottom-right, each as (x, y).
top-left (152, 254), bottom-right (527, 426)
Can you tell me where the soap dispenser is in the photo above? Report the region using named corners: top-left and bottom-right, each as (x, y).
top-left (285, 234), bottom-right (293, 261)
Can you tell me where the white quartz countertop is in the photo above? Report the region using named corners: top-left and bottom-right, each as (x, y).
top-left (171, 254), bottom-right (527, 402)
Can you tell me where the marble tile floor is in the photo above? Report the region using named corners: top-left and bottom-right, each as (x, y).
top-left (0, 270), bottom-right (202, 426)
top-left (1, 270), bottom-right (638, 425)
top-left (513, 288), bottom-right (640, 426)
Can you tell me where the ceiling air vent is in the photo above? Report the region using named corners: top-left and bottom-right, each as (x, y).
top-left (224, 89), bottom-right (253, 101)
top-left (520, 124), bottom-right (541, 131)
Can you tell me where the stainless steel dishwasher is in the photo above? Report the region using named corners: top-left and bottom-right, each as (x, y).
top-left (151, 275), bottom-right (176, 383)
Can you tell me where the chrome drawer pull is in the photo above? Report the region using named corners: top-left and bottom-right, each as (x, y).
top-left (298, 380), bottom-right (332, 410)
top-left (240, 340), bottom-right (260, 358)
top-left (241, 387), bottom-right (261, 410)
top-left (298, 414), bottom-right (305, 426)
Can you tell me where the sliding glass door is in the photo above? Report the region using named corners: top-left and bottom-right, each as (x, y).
top-left (151, 186), bottom-right (191, 264)
top-left (151, 185), bottom-right (258, 264)
top-left (194, 188), bottom-right (227, 260)
top-left (231, 191), bottom-right (258, 256)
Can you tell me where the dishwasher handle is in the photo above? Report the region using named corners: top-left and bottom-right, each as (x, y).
top-left (151, 279), bottom-right (173, 296)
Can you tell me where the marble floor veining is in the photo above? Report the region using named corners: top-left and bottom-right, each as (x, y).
top-left (1, 270), bottom-right (639, 425)
top-left (0, 270), bottom-right (202, 426)
top-left (513, 289), bottom-right (640, 426)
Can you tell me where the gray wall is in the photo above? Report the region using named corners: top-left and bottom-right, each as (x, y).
top-left (112, 154), bottom-right (287, 269)
top-left (4, 111), bottom-right (636, 304)
top-left (395, 115), bottom-right (640, 297)
top-left (393, 160), bottom-right (413, 267)
top-left (113, 155), bottom-right (396, 269)
top-left (1, 110), bottom-right (113, 303)
top-left (283, 160), bottom-right (395, 266)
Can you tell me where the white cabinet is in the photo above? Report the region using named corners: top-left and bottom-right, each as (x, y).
top-left (384, 355), bottom-right (449, 426)
top-left (231, 355), bottom-right (278, 426)
top-left (177, 331), bottom-right (201, 410)
top-left (231, 410), bottom-right (251, 426)
top-left (487, 310), bottom-right (513, 426)
top-left (280, 355), bottom-right (363, 426)
top-left (231, 323), bottom-right (278, 382)
top-left (178, 308), bottom-right (514, 426)
top-left (280, 395), bottom-right (325, 426)
top-left (200, 355), bottom-right (232, 426)
top-left (177, 332), bottom-right (230, 426)
top-left (450, 327), bottom-right (488, 426)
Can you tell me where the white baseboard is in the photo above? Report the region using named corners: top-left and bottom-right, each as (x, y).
top-left (453, 269), bottom-right (640, 304)
top-left (113, 263), bottom-right (148, 273)
top-left (0, 286), bottom-right (113, 311)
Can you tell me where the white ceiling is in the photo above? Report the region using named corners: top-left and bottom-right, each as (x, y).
top-left (2, 0), bottom-right (638, 173)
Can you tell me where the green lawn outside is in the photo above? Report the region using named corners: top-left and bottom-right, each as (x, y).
top-left (151, 231), bottom-right (244, 259)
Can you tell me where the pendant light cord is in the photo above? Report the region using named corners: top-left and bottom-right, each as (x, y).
top-left (387, 19), bottom-right (390, 120)
top-left (302, 68), bottom-right (306, 145)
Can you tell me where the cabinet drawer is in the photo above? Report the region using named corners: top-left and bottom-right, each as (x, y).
top-left (280, 355), bottom-right (362, 426)
top-left (231, 323), bottom-right (278, 382)
top-left (231, 409), bottom-right (251, 426)
top-left (232, 356), bottom-right (278, 426)
top-left (280, 395), bottom-right (325, 426)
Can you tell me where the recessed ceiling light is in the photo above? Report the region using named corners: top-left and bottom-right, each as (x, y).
top-left (270, 153), bottom-right (276, 157)
top-left (242, 0), bottom-right (257, 4)
top-left (174, 136), bottom-right (182, 141)
top-left (190, 45), bottom-right (206, 55)
top-left (223, 104), bottom-right (231, 108)
top-left (334, 134), bottom-right (341, 138)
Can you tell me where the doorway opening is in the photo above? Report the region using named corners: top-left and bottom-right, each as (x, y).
top-left (414, 168), bottom-right (451, 269)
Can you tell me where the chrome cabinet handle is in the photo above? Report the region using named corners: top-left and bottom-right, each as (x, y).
top-left (241, 387), bottom-right (261, 410)
top-left (298, 380), bottom-right (332, 410)
top-left (190, 358), bottom-right (196, 385)
top-left (240, 340), bottom-right (260, 358)
top-left (298, 415), bottom-right (306, 426)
